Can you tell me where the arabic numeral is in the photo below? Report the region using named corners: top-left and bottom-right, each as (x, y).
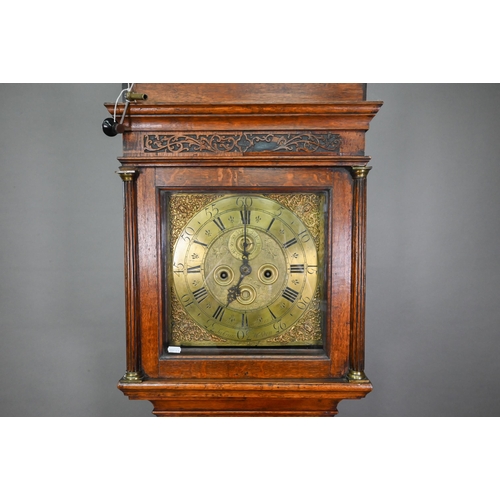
top-left (236, 330), bottom-right (248, 340)
top-left (298, 229), bottom-right (311, 242)
top-left (180, 294), bottom-right (194, 307)
top-left (297, 297), bottom-right (311, 310)
top-left (205, 203), bottom-right (219, 218)
top-left (273, 321), bottom-right (287, 333)
top-left (173, 263), bottom-right (185, 274)
top-left (180, 226), bottom-right (195, 241)
top-left (236, 196), bottom-right (253, 208)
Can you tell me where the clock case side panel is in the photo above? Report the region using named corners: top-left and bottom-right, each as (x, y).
top-left (133, 168), bottom-right (161, 379)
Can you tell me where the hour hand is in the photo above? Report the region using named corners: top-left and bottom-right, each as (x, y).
top-left (226, 261), bottom-right (252, 306)
top-left (227, 275), bottom-right (244, 306)
top-left (226, 283), bottom-right (241, 306)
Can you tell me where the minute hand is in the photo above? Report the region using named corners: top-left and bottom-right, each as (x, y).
top-left (227, 207), bottom-right (252, 306)
top-left (240, 206), bottom-right (252, 275)
top-left (242, 205), bottom-right (250, 258)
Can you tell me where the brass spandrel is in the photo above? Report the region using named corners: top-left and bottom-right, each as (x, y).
top-left (170, 293), bottom-right (228, 345)
top-left (265, 192), bottom-right (323, 250)
top-left (169, 193), bottom-right (222, 251)
top-left (263, 290), bottom-right (322, 346)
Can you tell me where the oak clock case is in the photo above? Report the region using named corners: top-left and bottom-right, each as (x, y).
top-left (106, 83), bottom-right (382, 416)
top-left (164, 191), bottom-right (326, 349)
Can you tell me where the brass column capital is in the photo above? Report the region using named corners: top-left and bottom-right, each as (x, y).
top-left (350, 165), bottom-right (372, 179)
top-left (116, 169), bottom-right (139, 182)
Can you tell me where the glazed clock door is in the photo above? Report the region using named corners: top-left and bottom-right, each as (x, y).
top-left (150, 165), bottom-right (349, 381)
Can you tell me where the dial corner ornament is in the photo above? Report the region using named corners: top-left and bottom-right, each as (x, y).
top-left (169, 193), bottom-right (324, 346)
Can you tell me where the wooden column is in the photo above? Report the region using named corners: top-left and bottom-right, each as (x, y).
top-left (348, 165), bottom-right (372, 382)
top-left (117, 169), bottom-right (143, 383)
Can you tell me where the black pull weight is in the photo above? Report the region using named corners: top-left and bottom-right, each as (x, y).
top-left (102, 117), bottom-right (125, 137)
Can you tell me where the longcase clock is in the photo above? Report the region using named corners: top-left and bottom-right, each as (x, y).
top-left (105, 83), bottom-right (382, 416)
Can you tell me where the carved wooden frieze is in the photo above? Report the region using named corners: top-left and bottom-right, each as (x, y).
top-left (143, 132), bottom-right (342, 155)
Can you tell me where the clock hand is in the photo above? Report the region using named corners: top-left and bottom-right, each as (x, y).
top-left (226, 259), bottom-right (252, 306)
top-left (227, 202), bottom-right (252, 305)
top-left (242, 205), bottom-right (250, 259)
top-left (227, 205), bottom-right (253, 306)
top-left (227, 275), bottom-right (244, 306)
top-left (240, 207), bottom-right (251, 275)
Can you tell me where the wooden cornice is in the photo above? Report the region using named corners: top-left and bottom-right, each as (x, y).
top-left (105, 102), bottom-right (383, 132)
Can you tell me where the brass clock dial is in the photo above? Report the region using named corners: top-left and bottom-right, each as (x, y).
top-left (169, 193), bottom-right (324, 347)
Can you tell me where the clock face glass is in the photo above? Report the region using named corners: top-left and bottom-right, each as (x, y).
top-left (165, 192), bottom-right (326, 347)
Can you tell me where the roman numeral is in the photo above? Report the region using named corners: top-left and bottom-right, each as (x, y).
top-left (193, 287), bottom-right (208, 303)
top-left (193, 240), bottom-right (208, 247)
top-left (267, 307), bottom-right (276, 320)
top-left (187, 265), bottom-right (201, 273)
top-left (240, 209), bottom-right (251, 224)
top-left (213, 217), bottom-right (225, 232)
top-left (282, 287), bottom-right (299, 302)
top-left (213, 305), bottom-right (225, 321)
top-left (241, 313), bottom-right (248, 328)
top-left (290, 264), bottom-right (305, 273)
top-left (266, 218), bottom-right (276, 232)
top-left (283, 237), bottom-right (298, 248)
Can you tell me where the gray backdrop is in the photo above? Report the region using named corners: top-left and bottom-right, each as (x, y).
top-left (1, 83), bottom-right (498, 417)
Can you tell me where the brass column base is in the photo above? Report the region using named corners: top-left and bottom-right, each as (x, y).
top-left (120, 371), bottom-right (144, 383)
top-left (347, 369), bottom-right (370, 383)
